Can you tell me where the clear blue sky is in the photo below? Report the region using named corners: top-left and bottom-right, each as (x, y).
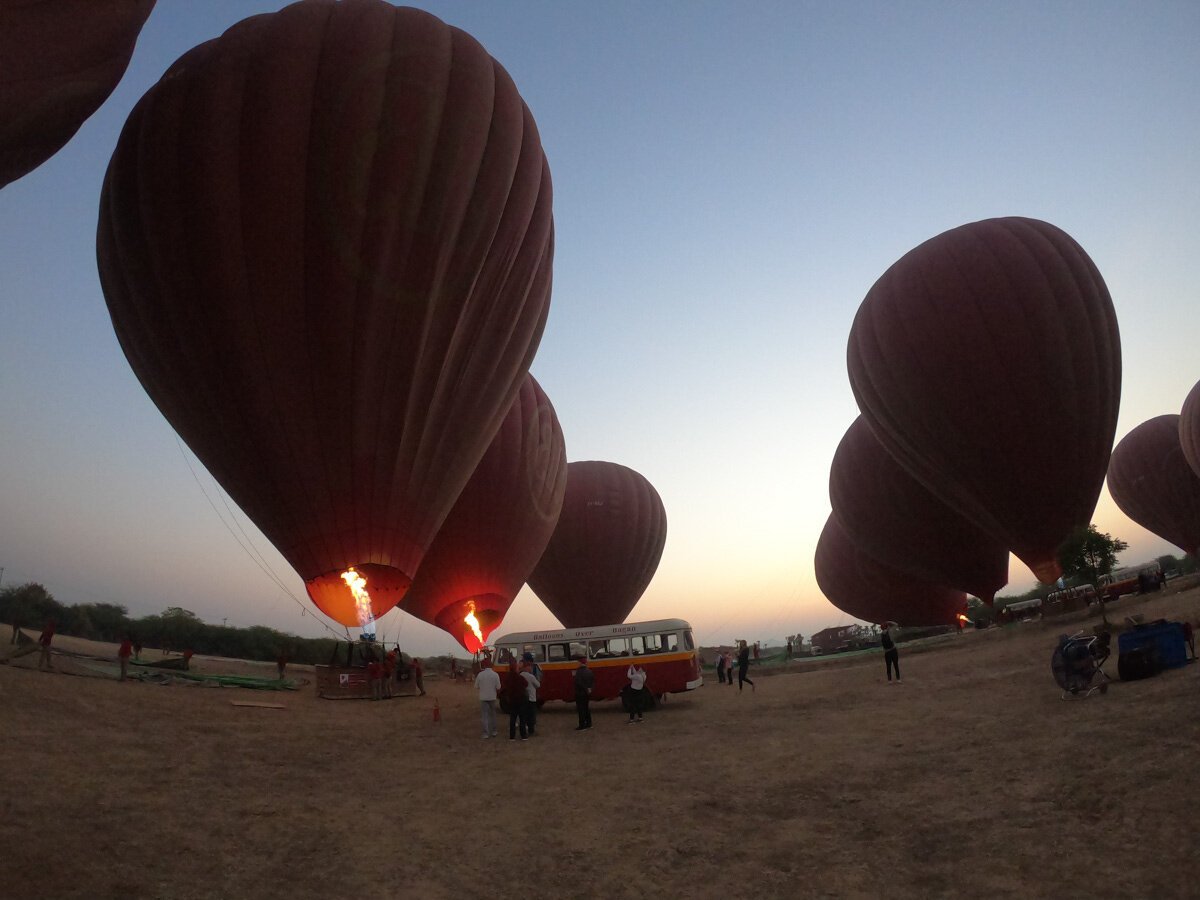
top-left (2, 1), bottom-right (1198, 654)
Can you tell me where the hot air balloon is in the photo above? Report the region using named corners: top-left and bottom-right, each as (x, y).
top-left (814, 514), bottom-right (966, 626)
top-left (847, 217), bottom-right (1121, 584)
top-left (527, 461), bottom-right (666, 628)
top-left (1179, 380), bottom-right (1200, 481)
top-left (402, 375), bottom-right (567, 652)
top-left (1, 0), bottom-right (155, 189)
top-left (829, 417), bottom-right (1009, 602)
top-left (1107, 415), bottom-right (1200, 557)
top-left (97, 0), bottom-right (554, 628)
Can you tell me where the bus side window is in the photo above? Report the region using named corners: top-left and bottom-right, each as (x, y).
top-left (663, 633), bottom-right (679, 652)
top-left (496, 647), bottom-right (514, 665)
top-left (547, 643), bottom-right (570, 662)
top-left (569, 641), bottom-right (588, 660)
top-left (643, 634), bottom-right (663, 654)
top-left (608, 637), bottom-right (629, 657)
top-left (684, 630), bottom-right (695, 651)
top-left (522, 643), bottom-right (547, 663)
top-left (589, 640), bottom-right (608, 659)
top-left (629, 636), bottom-right (645, 655)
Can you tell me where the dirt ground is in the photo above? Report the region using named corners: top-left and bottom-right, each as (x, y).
top-left (2, 587), bottom-right (1198, 900)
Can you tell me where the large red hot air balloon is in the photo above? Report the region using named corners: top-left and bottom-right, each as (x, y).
top-left (1179, 380), bottom-right (1200, 481)
top-left (847, 217), bottom-right (1121, 584)
top-left (403, 375), bottom-right (567, 652)
top-left (814, 514), bottom-right (966, 626)
top-left (0, 0), bottom-right (155, 188)
top-left (829, 417), bottom-right (1009, 602)
top-left (1107, 415), bottom-right (1200, 557)
top-left (527, 461), bottom-right (666, 628)
top-left (97, 0), bottom-right (554, 627)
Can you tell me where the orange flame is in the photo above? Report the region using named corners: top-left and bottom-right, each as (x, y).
top-left (340, 567), bottom-right (375, 633)
top-left (957, 614), bottom-right (970, 623)
top-left (464, 600), bottom-right (484, 646)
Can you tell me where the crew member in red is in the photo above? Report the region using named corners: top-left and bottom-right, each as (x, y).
top-left (118, 636), bottom-right (133, 681)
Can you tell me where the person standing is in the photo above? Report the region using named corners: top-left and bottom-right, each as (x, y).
top-left (626, 663), bottom-right (648, 723)
top-left (737, 641), bottom-right (755, 693)
top-left (519, 659), bottom-right (541, 738)
top-left (715, 651), bottom-right (727, 684)
top-left (504, 661), bottom-right (528, 741)
top-left (473, 658), bottom-right (501, 738)
top-left (118, 636), bottom-right (133, 681)
top-left (724, 651), bottom-right (734, 687)
top-left (276, 649), bottom-right (288, 680)
top-left (37, 620), bottom-right (55, 671)
top-left (881, 621), bottom-right (901, 683)
top-left (521, 652), bottom-right (542, 734)
top-left (412, 657), bottom-right (426, 696)
top-left (573, 656), bottom-right (594, 731)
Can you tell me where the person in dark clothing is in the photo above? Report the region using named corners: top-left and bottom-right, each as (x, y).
top-left (504, 662), bottom-right (528, 740)
top-left (881, 622), bottom-right (901, 683)
top-left (573, 656), bottom-right (594, 730)
top-left (737, 642), bottom-right (754, 692)
top-left (716, 652), bottom-right (727, 684)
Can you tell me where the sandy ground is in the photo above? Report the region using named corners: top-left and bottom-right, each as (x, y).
top-left (2, 588), bottom-right (1198, 900)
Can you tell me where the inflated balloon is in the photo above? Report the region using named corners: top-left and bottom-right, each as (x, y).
top-left (1179, 380), bottom-right (1200, 481)
top-left (1, 0), bottom-right (155, 188)
top-left (528, 461), bottom-right (666, 628)
top-left (814, 514), bottom-right (966, 626)
top-left (848, 217), bottom-right (1121, 584)
top-left (97, 0), bottom-right (554, 627)
top-left (1107, 415), bottom-right (1200, 557)
top-left (403, 376), bottom-right (567, 652)
top-left (830, 417), bottom-right (1009, 602)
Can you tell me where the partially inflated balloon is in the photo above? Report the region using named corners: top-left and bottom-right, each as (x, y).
top-left (1107, 415), bottom-right (1200, 557)
top-left (528, 461), bottom-right (666, 628)
top-left (1, 0), bottom-right (155, 188)
top-left (814, 515), bottom-right (966, 626)
top-left (403, 376), bottom-right (567, 652)
top-left (830, 417), bottom-right (1009, 602)
top-left (98, 1), bottom-right (554, 626)
top-left (848, 217), bottom-right (1121, 583)
top-left (1179, 380), bottom-right (1200, 481)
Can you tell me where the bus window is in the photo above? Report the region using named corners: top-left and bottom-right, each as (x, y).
top-left (495, 646), bottom-right (515, 666)
top-left (588, 639), bottom-right (609, 659)
top-left (684, 630), bottom-right (695, 650)
top-left (642, 634), bottom-right (663, 654)
top-left (662, 633), bottom-right (679, 652)
top-left (547, 643), bottom-right (571, 662)
top-left (608, 637), bottom-right (629, 657)
top-left (629, 636), bottom-right (645, 655)
top-left (521, 643), bottom-right (546, 663)
top-left (569, 641), bottom-right (588, 660)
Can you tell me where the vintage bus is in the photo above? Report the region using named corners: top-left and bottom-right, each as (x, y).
top-left (489, 618), bottom-right (703, 705)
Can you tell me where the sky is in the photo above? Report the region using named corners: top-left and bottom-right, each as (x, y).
top-left (2, 1), bottom-right (1198, 655)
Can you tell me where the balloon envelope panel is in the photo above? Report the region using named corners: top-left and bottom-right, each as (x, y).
top-left (403, 376), bottom-right (568, 651)
top-left (847, 216), bottom-right (1121, 583)
top-left (830, 416), bottom-right (1008, 602)
top-left (0, 0), bottom-right (156, 188)
top-left (528, 461), bottom-right (667, 628)
top-left (97, 0), bottom-right (554, 625)
top-left (1179, 380), bottom-right (1200, 482)
top-left (1107, 415), bottom-right (1200, 557)
top-left (815, 514), bottom-right (966, 626)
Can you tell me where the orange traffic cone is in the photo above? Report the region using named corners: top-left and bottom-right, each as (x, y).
top-left (432, 698), bottom-right (441, 723)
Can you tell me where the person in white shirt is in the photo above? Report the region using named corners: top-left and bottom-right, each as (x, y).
top-left (626, 663), bottom-right (648, 723)
top-left (474, 658), bottom-right (502, 738)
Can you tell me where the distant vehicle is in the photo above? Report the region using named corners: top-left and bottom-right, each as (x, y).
top-left (1045, 585), bottom-right (1098, 612)
top-left (490, 618), bottom-right (702, 706)
top-left (1099, 563), bottom-right (1163, 601)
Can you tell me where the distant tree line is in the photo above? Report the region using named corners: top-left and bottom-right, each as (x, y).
top-left (0, 582), bottom-right (340, 665)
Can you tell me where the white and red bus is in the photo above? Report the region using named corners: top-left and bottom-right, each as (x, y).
top-left (490, 618), bottom-right (703, 704)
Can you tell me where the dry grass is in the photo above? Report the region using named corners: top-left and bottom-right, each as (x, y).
top-left (2, 587), bottom-right (1199, 899)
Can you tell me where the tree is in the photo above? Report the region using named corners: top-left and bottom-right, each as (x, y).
top-left (1057, 524), bottom-right (1128, 587)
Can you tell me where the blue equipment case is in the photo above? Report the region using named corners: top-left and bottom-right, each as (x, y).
top-left (1117, 621), bottom-right (1189, 671)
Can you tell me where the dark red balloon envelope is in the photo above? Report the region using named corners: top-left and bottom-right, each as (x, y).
top-left (847, 217), bottom-right (1121, 584)
top-left (528, 461), bottom-right (667, 628)
top-left (403, 376), bottom-right (567, 652)
top-left (97, 1), bottom-right (554, 626)
top-left (814, 515), bottom-right (966, 626)
top-left (1107, 415), bottom-right (1200, 557)
top-left (0, 0), bottom-right (156, 188)
top-left (1179, 380), bottom-right (1200, 482)
top-left (829, 417), bottom-right (1008, 603)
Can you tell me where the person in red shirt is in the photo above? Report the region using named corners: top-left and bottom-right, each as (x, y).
top-left (118, 636), bottom-right (133, 681)
top-left (412, 657), bottom-right (425, 696)
top-left (37, 620), bottom-right (55, 671)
